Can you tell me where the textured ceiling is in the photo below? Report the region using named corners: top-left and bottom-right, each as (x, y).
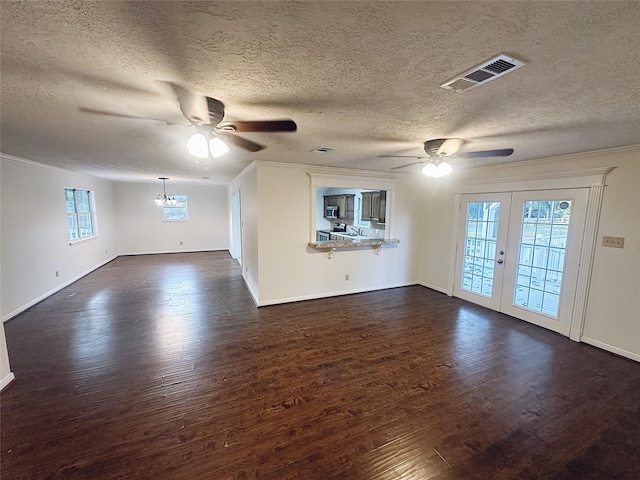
top-left (1, 1), bottom-right (639, 184)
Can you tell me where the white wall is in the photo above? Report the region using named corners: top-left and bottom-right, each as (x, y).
top-left (580, 149), bottom-right (640, 358)
top-left (0, 325), bottom-right (12, 390)
top-left (0, 163), bottom-right (15, 389)
top-left (1, 155), bottom-right (117, 321)
top-left (417, 175), bottom-right (457, 293)
top-left (229, 165), bottom-right (259, 303)
top-left (416, 146), bottom-right (640, 361)
top-left (114, 182), bottom-right (229, 255)
top-left (253, 163), bottom-right (421, 305)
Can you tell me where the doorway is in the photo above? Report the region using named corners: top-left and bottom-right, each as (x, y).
top-left (453, 189), bottom-right (589, 336)
top-left (230, 190), bottom-right (242, 265)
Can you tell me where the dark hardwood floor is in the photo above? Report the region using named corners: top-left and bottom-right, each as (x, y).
top-left (2, 251), bottom-right (639, 479)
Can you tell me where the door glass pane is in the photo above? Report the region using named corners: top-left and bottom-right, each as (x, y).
top-left (512, 199), bottom-right (572, 318)
top-left (461, 201), bottom-right (500, 297)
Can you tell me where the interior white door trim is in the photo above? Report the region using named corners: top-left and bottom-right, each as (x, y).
top-left (448, 166), bottom-right (615, 343)
top-left (569, 183), bottom-right (607, 341)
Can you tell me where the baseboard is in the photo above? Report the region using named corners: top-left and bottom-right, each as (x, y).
top-left (242, 273), bottom-right (260, 307)
top-left (2, 255), bottom-right (118, 322)
top-left (119, 248), bottom-right (228, 256)
top-left (580, 336), bottom-right (640, 363)
top-left (1, 372), bottom-right (15, 391)
top-left (256, 281), bottom-right (417, 307)
top-left (417, 282), bottom-right (452, 296)
top-left (570, 327), bottom-right (582, 342)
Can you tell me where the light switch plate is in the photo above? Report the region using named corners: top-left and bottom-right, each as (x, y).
top-left (602, 236), bottom-right (624, 248)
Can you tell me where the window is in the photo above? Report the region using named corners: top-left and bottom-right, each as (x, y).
top-left (163, 195), bottom-right (188, 221)
top-left (65, 188), bottom-right (96, 241)
top-left (308, 172), bottom-right (397, 242)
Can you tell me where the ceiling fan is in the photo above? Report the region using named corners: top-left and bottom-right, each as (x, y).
top-left (80, 82), bottom-right (297, 155)
top-left (381, 138), bottom-right (514, 176)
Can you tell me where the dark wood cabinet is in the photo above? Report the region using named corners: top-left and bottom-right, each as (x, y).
top-left (361, 190), bottom-right (386, 223)
top-left (323, 195), bottom-right (336, 216)
top-left (324, 194), bottom-right (355, 220)
top-left (378, 191), bottom-right (386, 224)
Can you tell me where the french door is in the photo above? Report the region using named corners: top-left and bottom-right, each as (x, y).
top-left (454, 189), bottom-right (589, 336)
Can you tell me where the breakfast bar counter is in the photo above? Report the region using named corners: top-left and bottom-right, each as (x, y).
top-left (308, 238), bottom-right (399, 258)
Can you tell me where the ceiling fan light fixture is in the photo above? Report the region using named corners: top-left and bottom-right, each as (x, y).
top-left (209, 137), bottom-right (229, 158)
top-left (187, 132), bottom-right (209, 158)
top-left (436, 138), bottom-right (464, 156)
top-left (422, 161), bottom-right (452, 178)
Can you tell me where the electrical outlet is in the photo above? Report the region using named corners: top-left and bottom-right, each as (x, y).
top-left (180, 241), bottom-right (183, 245)
top-left (602, 236), bottom-right (624, 248)
top-left (345, 274), bottom-right (349, 281)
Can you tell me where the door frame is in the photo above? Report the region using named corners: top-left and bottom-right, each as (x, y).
top-left (501, 188), bottom-right (589, 336)
top-left (448, 166), bottom-right (614, 341)
top-left (230, 190), bottom-right (242, 263)
top-left (453, 192), bottom-right (512, 311)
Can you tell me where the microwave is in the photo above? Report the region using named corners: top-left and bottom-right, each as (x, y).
top-left (326, 205), bottom-right (339, 218)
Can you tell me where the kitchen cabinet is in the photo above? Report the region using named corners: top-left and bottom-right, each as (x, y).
top-left (323, 194), bottom-right (355, 220)
top-left (361, 190), bottom-right (386, 223)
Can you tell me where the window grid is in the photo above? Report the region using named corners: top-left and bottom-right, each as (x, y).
top-left (513, 200), bottom-right (572, 318)
top-left (162, 195), bottom-right (188, 221)
top-left (65, 188), bottom-right (95, 240)
top-left (461, 202), bottom-right (500, 298)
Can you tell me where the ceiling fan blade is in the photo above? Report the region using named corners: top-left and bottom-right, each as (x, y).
top-left (217, 120), bottom-right (297, 132)
top-left (161, 83), bottom-right (225, 126)
top-left (391, 161), bottom-right (427, 170)
top-left (456, 148), bottom-right (514, 158)
top-left (206, 96), bottom-right (225, 125)
top-left (217, 133), bottom-right (265, 152)
top-left (175, 93), bottom-right (210, 125)
top-left (378, 155), bottom-right (429, 159)
top-left (79, 107), bottom-right (171, 124)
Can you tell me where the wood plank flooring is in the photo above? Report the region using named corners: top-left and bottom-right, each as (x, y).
top-left (2, 251), bottom-right (639, 479)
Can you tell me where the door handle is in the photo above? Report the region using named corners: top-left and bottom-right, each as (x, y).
top-left (497, 259), bottom-right (504, 264)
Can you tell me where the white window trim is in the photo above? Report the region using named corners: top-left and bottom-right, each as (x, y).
top-left (162, 195), bottom-right (189, 222)
top-left (69, 234), bottom-right (99, 246)
top-left (65, 188), bottom-right (99, 244)
top-left (307, 172), bottom-right (398, 242)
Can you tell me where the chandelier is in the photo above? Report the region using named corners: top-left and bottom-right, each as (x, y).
top-left (153, 177), bottom-right (177, 205)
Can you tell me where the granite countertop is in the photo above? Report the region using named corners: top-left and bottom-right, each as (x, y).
top-left (308, 238), bottom-right (399, 249)
top-left (330, 232), bottom-right (369, 240)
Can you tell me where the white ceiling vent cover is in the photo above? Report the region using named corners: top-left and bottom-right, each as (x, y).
top-left (440, 54), bottom-right (526, 93)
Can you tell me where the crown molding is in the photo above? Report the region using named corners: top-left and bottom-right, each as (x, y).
top-left (455, 166), bottom-right (615, 194)
top-left (462, 144), bottom-right (639, 174)
top-left (254, 160), bottom-right (404, 180)
top-left (0, 152), bottom-right (99, 178)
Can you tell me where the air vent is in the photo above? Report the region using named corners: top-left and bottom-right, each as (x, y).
top-left (440, 54), bottom-right (526, 93)
top-left (310, 146), bottom-right (334, 153)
